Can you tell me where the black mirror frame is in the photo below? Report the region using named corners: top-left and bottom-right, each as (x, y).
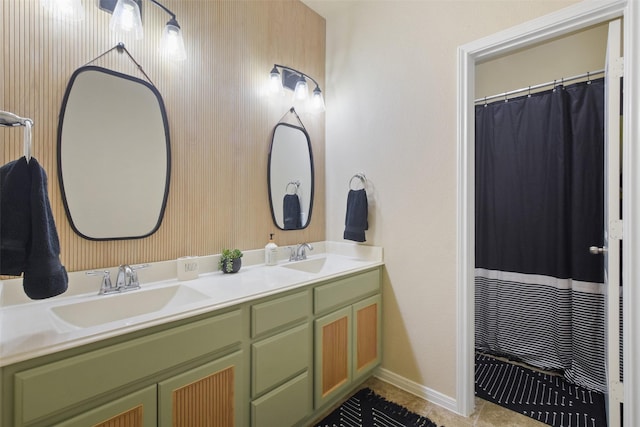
top-left (57, 65), bottom-right (172, 241)
top-left (267, 122), bottom-right (314, 231)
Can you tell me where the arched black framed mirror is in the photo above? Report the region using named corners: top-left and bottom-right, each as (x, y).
top-left (268, 122), bottom-right (314, 230)
top-left (57, 66), bottom-right (171, 240)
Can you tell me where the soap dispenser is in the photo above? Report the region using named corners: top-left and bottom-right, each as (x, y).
top-left (265, 233), bottom-right (278, 266)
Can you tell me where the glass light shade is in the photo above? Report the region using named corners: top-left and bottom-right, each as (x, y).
top-left (41, 0), bottom-right (84, 21)
top-left (311, 86), bottom-right (326, 113)
top-left (294, 76), bottom-right (308, 100)
top-left (269, 67), bottom-right (283, 94)
top-left (160, 22), bottom-right (187, 61)
top-left (109, 0), bottom-right (143, 40)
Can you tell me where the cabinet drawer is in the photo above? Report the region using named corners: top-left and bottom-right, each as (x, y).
top-left (251, 290), bottom-right (310, 337)
top-left (314, 269), bottom-right (380, 314)
top-left (251, 371), bottom-right (311, 427)
top-left (252, 323), bottom-right (310, 397)
top-left (14, 310), bottom-right (242, 425)
top-left (55, 385), bottom-right (157, 427)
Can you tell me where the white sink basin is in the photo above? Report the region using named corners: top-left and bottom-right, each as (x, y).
top-left (50, 285), bottom-right (208, 329)
top-left (280, 257), bottom-right (328, 274)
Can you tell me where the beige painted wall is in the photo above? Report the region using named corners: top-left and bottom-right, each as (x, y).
top-left (476, 23), bottom-right (608, 100)
top-left (305, 0), bottom-right (582, 399)
top-left (1, 0), bottom-right (325, 272)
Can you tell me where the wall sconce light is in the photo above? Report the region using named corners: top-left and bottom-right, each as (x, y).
top-left (269, 64), bottom-right (325, 113)
top-left (107, 0), bottom-right (144, 39)
top-left (42, 0), bottom-right (186, 61)
top-left (41, 0), bottom-right (85, 21)
top-left (101, 0), bottom-right (187, 61)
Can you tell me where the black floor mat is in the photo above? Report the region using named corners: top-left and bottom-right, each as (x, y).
top-left (315, 388), bottom-right (439, 427)
top-left (475, 352), bottom-right (607, 427)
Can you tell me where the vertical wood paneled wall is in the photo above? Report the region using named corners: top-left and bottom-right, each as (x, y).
top-left (1, 0), bottom-right (326, 272)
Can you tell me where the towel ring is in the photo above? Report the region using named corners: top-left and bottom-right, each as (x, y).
top-left (286, 180), bottom-right (300, 194)
top-left (349, 173), bottom-right (367, 190)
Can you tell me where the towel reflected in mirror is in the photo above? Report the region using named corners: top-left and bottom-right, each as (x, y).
top-left (283, 194), bottom-right (302, 230)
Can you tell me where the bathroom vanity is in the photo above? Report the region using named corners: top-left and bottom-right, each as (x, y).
top-left (0, 242), bottom-right (383, 427)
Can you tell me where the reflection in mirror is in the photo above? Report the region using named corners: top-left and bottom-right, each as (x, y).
top-left (57, 66), bottom-right (171, 240)
top-left (268, 123), bottom-right (314, 230)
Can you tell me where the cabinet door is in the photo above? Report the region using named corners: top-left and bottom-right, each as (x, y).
top-left (314, 306), bottom-right (352, 409)
top-left (352, 294), bottom-right (381, 383)
top-left (158, 351), bottom-right (245, 427)
top-left (55, 385), bottom-right (157, 427)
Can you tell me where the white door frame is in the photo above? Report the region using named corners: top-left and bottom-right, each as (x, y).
top-left (456, 1), bottom-right (640, 425)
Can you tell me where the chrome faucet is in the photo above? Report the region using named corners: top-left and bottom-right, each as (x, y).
top-left (116, 265), bottom-right (139, 292)
top-left (290, 243), bottom-right (313, 261)
top-left (87, 264), bottom-right (150, 295)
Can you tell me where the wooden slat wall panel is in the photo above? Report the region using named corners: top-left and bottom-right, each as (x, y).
top-left (2, 0), bottom-right (325, 272)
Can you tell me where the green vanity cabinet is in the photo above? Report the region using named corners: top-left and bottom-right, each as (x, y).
top-left (250, 290), bottom-right (313, 427)
top-left (0, 265), bottom-right (382, 427)
top-left (5, 308), bottom-right (245, 427)
top-left (313, 270), bottom-right (382, 409)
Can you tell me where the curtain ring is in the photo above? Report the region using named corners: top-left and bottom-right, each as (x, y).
top-left (587, 71), bottom-right (591, 85)
top-left (527, 86), bottom-right (531, 98)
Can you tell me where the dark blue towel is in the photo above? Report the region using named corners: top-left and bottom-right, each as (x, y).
top-left (0, 157), bottom-right (68, 299)
top-left (283, 194), bottom-right (302, 229)
top-left (344, 189), bottom-right (368, 242)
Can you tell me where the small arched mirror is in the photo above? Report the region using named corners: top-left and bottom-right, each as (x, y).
top-left (57, 66), bottom-right (171, 240)
top-left (268, 123), bottom-right (314, 230)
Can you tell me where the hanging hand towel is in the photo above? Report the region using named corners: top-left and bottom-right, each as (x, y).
top-left (344, 189), bottom-right (368, 242)
top-left (0, 157), bottom-right (68, 299)
top-left (283, 194), bottom-right (302, 229)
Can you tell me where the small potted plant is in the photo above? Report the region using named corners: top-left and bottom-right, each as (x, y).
top-left (219, 248), bottom-right (243, 274)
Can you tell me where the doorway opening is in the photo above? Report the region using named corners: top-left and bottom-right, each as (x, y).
top-left (456, 2), bottom-right (636, 427)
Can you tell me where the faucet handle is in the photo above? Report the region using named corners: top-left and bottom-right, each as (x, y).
top-left (87, 270), bottom-right (114, 295)
top-left (130, 263), bottom-right (150, 287)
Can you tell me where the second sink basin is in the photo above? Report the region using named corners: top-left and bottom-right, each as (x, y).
top-left (50, 285), bottom-right (209, 329)
top-left (280, 257), bottom-right (328, 274)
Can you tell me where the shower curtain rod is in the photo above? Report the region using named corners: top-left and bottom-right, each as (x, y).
top-left (475, 69), bottom-right (605, 104)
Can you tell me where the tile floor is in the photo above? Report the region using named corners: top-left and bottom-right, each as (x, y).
top-left (314, 376), bottom-right (548, 427)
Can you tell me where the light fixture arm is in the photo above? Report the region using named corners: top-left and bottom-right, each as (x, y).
top-left (148, 0), bottom-right (177, 23)
top-left (273, 64), bottom-right (321, 89)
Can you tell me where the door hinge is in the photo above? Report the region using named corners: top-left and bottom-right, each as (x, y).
top-left (610, 57), bottom-right (624, 78)
top-left (609, 219), bottom-right (624, 240)
top-left (609, 381), bottom-right (624, 401)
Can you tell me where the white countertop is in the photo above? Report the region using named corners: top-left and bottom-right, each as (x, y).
top-left (0, 242), bottom-right (383, 367)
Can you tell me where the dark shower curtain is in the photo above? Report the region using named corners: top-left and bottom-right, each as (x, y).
top-left (475, 78), bottom-right (607, 392)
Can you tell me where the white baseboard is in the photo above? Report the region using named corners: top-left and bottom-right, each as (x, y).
top-left (374, 367), bottom-right (459, 414)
